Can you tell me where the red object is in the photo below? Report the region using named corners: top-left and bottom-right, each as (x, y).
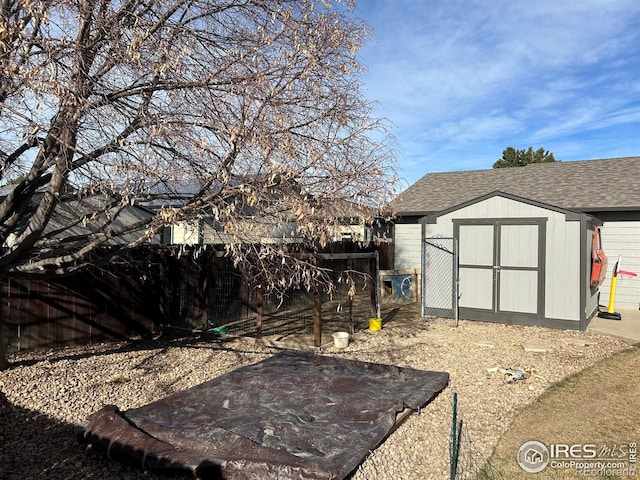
top-left (590, 227), bottom-right (608, 288)
top-left (618, 270), bottom-right (637, 277)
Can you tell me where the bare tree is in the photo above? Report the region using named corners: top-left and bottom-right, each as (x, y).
top-left (0, 0), bottom-right (398, 367)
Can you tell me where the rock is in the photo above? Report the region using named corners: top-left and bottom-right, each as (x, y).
top-left (474, 339), bottom-right (497, 348)
top-left (0, 312), bottom-right (629, 480)
top-left (521, 342), bottom-right (552, 352)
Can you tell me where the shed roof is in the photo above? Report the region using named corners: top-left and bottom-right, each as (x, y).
top-left (420, 190), bottom-right (591, 224)
top-left (395, 156), bottom-right (640, 216)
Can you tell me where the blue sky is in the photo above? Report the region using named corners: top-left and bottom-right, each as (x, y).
top-left (354, 1), bottom-right (640, 186)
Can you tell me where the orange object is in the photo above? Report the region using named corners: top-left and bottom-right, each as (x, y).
top-left (590, 227), bottom-right (608, 288)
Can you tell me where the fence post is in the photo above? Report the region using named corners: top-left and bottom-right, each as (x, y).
top-left (369, 253), bottom-right (379, 319)
top-left (255, 286), bottom-right (264, 341)
top-left (450, 392), bottom-right (459, 480)
top-left (313, 290), bottom-right (321, 347)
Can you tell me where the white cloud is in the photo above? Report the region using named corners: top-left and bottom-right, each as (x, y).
top-left (355, 0), bottom-right (640, 182)
top-left (422, 113), bottom-right (524, 144)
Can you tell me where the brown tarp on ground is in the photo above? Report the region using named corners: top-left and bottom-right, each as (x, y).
top-left (83, 350), bottom-right (449, 479)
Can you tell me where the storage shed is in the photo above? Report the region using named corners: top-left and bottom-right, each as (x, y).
top-left (420, 191), bottom-right (602, 330)
top-left (393, 157), bottom-right (640, 328)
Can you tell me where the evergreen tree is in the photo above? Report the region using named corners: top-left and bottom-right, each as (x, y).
top-left (493, 147), bottom-right (558, 168)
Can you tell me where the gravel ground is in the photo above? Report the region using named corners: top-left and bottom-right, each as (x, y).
top-left (0, 309), bottom-right (631, 480)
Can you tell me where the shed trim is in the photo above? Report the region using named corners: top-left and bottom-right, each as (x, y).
top-left (419, 190), bottom-right (583, 224)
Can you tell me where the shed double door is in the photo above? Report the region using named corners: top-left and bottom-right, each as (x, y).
top-left (455, 219), bottom-right (545, 322)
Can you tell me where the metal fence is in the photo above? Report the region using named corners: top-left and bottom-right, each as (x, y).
top-left (422, 237), bottom-right (458, 321)
top-left (202, 252), bottom-right (381, 342)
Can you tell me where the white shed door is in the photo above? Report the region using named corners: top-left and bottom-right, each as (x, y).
top-left (457, 220), bottom-right (545, 320)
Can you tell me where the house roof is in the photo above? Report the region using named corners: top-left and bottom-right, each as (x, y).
top-left (1, 191), bottom-right (156, 248)
top-left (394, 156), bottom-right (640, 216)
top-left (45, 196), bottom-right (156, 244)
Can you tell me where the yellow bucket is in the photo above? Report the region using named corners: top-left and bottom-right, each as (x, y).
top-left (369, 317), bottom-right (382, 331)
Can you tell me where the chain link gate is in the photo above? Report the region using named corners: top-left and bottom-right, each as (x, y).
top-left (422, 237), bottom-right (459, 323)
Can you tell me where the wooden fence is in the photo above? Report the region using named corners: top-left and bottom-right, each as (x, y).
top-left (1, 242), bottom-right (392, 354)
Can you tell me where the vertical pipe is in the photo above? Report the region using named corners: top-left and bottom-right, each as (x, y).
top-left (376, 251), bottom-right (381, 319)
top-left (607, 275), bottom-right (618, 314)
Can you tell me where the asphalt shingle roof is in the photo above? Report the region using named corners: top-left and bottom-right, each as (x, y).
top-left (394, 156), bottom-right (640, 215)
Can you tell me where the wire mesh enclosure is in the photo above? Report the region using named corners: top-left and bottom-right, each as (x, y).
top-left (422, 237), bottom-right (458, 321)
top-left (317, 252), bottom-right (380, 335)
top-left (212, 286), bottom-right (315, 339)
top-left (207, 252), bottom-right (381, 345)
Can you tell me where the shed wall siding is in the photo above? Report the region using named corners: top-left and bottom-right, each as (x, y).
top-left (394, 224), bottom-right (422, 269)
top-left (545, 219), bottom-right (581, 321)
top-left (599, 220), bottom-right (640, 311)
